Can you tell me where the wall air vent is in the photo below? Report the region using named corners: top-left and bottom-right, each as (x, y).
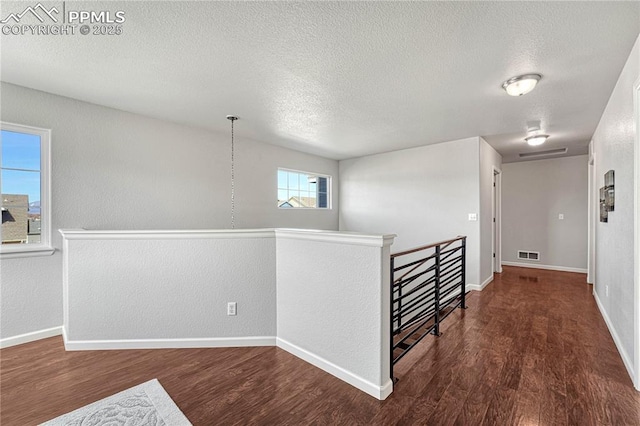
top-left (519, 148), bottom-right (568, 159)
top-left (517, 250), bottom-right (540, 261)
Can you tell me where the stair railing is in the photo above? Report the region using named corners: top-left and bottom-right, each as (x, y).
top-left (390, 235), bottom-right (467, 382)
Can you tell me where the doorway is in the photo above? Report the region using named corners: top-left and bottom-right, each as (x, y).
top-left (492, 168), bottom-right (502, 273)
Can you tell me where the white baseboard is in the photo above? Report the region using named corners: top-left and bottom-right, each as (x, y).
top-left (0, 326), bottom-right (62, 349)
top-left (594, 291), bottom-right (635, 385)
top-left (467, 275), bottom-right (493, 292)
top-left (63, 336), bottom-right (276, 351)
top-left (502, 261), bottom-right (587, 274)
top-left (276, 337), bottom-right (393, 400)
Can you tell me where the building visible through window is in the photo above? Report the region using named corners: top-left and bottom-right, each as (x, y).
top-left (1, 123), bottom-right (50, 253)
top-left (277, 169), bottom-right (330, 209)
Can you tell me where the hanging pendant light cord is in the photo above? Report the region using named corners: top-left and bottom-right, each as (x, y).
top-left (227, 116), bottom-right (238, 229)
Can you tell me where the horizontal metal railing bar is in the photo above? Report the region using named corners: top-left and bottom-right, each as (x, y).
top-left (395, 295), bottom-right (463, 340)
top-left (393, 319), bottom-right (438, 363)
top-left (396, 245), bottom-right (458, 274)
top-left (393, 253), bottom-right (437, 273)
top-left (438, 297), bottom-right (464, 321)
top-left (436, 269), bottom-right (462, 289)
top-left (393, 305), bottom-right (436, 334)
top-left (393, 292), bottom-right (436, 319)
top-left (394, 304), bottom-right (437, 333)
top-left (439, 284), bottom-right (463, 301)
top-left (439, 279), bottom-right (461, 294)
top-left (391, 235), bottom-right (466, 258)
top-left (392, 292), bottom-right (436, 321)
top-left (393, 311), bottom-right (436, 343)
top-left (393, 286), bottom-right (435, 309)
top-left (394, 292), bottom-right (466, 339)
top-left (393, 243), bottom-right (461, 285)
top-left (431, 263), bottom-right (459, 284)
top-left (394, 263), bottom-right (437, 288)
top-left (392, 272), bottom-right (461, 321)
top-left (439, 245), bottom-right (463, 260)
top-left (393, 276), bottom-right (436, 302)
top-left (437, 284), bottom-right (461, 302)
top-left (394, 256), bottom-right (459, 292)
top-left (437, 250), bottom-right (462, 269)
top-left (440, 281), bottom-right (462, 300)
top-left (440, 267), bottom-right (462, 287)
top-left (392, 266), bottom-right (461, 323)
top-left (393, 256), bottom-right (433, 284)
top-left (393, 288), bottom-right (435, 313)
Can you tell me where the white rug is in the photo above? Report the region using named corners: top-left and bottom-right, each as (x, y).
top-left (40, 379), bottom-right (192, 426)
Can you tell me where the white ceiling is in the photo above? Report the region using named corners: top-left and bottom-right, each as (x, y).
top-left (1, 1), bottom-right (639, 161)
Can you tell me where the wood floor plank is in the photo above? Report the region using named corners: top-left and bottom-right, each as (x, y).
top-left (2, 266), bottom-right (639, 425)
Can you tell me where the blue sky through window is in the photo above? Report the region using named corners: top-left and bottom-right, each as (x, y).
top-left (1, 130), bottom-right (41, 204)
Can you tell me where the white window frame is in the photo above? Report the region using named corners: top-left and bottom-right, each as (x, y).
top-left (1, 121), bottom-right (54, 258)
top-left (277, 168), bottom-right (332, 210)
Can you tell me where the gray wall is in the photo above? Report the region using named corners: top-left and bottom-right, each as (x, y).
top-left (501, 155), bottom-right (588, 270)
top-left (479, 138), bottom-right (503, 284)
top-left (0, 82), bottom-right (339, 340)
top-left (65, 235), bottom-right (276, 341)
top-left (592, 35), bottom-right (639, 368)
top-left (338, 137), bottom-right (483, 287)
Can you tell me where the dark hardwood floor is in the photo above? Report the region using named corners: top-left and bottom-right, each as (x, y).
top-left (2, 266), bottom-right (639, 425)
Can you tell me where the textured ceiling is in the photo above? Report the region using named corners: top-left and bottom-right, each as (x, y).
top-left (1, 1), bottom-right (639, 161)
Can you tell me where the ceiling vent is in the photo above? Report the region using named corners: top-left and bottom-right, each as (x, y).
top-left (519, 148), bottom-right (568, 159)
top-left (518, 250), bottom-right (540, 261)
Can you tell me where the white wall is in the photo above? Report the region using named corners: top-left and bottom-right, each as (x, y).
top-left (591, 35), bottom-right (639, 380)
top-left (501, 155), bottom-right (588, 271)
top-left (0, 82), bottom-right (339, 340)
top-left (479, 138), bottom-right (503, 284)
top-left (62, 231), bottom-right (276, 343)
top-left (275, 229), bottom-right (394, 399)
top-left (339, 137), bottom-right (482, 287)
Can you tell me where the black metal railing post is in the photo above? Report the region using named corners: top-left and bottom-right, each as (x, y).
top-left (390, 256), bottom-right (395, 383)
top-left (461, 237), bottom-right (467, 309)
top-left (432, 244), bottom-right (441, 336)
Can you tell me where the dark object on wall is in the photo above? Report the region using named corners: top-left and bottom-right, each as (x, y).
top-left (604, 170), bottom-right (615, 212)
top-left (605, 170), bottom-right (615, 188)
top-left (599, 187), bottom-right (608, 222)
top-left (605, 187), bottom-right (615, 212)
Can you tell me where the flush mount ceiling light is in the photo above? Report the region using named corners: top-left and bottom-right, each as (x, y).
top-left (524, 134), bottom-right (549, 146)
top-left (502, 74), bottom-right (542, 96)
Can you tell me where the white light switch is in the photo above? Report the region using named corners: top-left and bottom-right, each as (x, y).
top-left (559, 214), bottom-right (564, 220)
top-left (468, 213), bottom-right (477, 221)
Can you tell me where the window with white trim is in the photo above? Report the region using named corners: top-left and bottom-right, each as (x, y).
top-left (277, 169), bottom-right (330, 209)
top-left (1, 122), bottom-right (52, 257)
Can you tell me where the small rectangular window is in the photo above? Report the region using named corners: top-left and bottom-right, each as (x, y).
top-left (1, 122), bottom-right (52, 257)
top-left (277, 168), bottom-right (331, 209)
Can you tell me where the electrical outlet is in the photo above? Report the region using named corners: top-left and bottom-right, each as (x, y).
top-left (227, 302), bottom-right (237, 316)
top-left (558, 213), bottom-right (564, 220)
top-left (468, 213), bottom-right (477, 221)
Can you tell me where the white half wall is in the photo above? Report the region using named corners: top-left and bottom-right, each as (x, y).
top-left (501, 155), bottom-right (588, 271)
top-left (338, 137), bottom-right (482, 287)
top-left (60, 229), bottom-right (276, 343)
top-left (0, 82), bottom-right (339, 340)
top-left (275, 229), bottom-right (394, 399)
top-left (592, 34), bottom-right (639, 385)
top-left (58, 228), bottom-right (395, 399)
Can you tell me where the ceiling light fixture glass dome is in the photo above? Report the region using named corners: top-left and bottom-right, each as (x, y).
top-left (502, 74), bottom-right (542, 96)
top-left (525, 134), bottom-right (549, 146)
